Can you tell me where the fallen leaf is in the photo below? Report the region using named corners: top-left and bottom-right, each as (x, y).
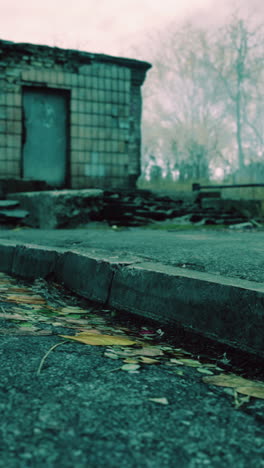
top-left (60, 332), bottom-right (136, 346)
top-left (170, 359), bottom-right (184, 365)
top-left (148, 398), bottom-right (169, 405)
top-left (59, 307), bottom-right (89, 315)
top-left (19, 323), bottom-right (39, 330)
top-left (105, 349), bottom-right (137, 357)
top-left (236, 387), bottom-right (264, 399)
top-left (104, 352), bottom-right (120, 360)
top-left (173, 348), bottom-right (192, 355)
top-left (121, 364), bottom-right (140, 371)
top-left (202, 373), bottom-right (263, 389)
top-left (59, 317), bottom-right (90, 326)
top-left (177, 359), bottom-right (202, 367)
top-left (0, 313), bottom-right (28, 321)
top-left (0, 328), bottom-right (52, 335)
top-left (4, 294), bottom-right (46, 304)
top-left (196, 368), bottom-right (215, 375)
top-left (233, 391), bottom-right (250, 409)
top-left (139, 357), bottom-right (159, 364)
top-left (174, 369), bottom-right (184, 376)
top-left (134, 347), bottom-right (164, 357)
top-left (123, 358), bottom-right (139, 364)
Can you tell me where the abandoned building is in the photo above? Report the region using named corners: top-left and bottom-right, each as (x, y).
top-left (0, 39), bottom-right (151, 189)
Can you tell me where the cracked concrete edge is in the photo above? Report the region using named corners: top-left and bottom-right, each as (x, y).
top-left (0, 240), bottom-right (263, 357)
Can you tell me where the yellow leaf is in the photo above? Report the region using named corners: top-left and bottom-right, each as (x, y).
top-left (202, 373), bottom-right (263, 389)
top-left (104, 352), bottom-right (120, 360)
top-left (4, 294), bottom-right (46, 304)
top-left (121, 364), bottom-right (140, 371)
top-left (60, 332), bottom-right (136, 346)
top-left (139, 357), bottom-right (159, 364)
top-left (177, 359), bottom-right (201, 367)
top-left (59, 307), bottom-right (89, 315)
top-left (236, 387), bottom-right (264, 399)
top-left (170, 358), bottom-right (184, 365)
top-left (196, 368), bottom-right (214, 375)
top-left (134, 347), bottom-right (164, 357)
top-left (123, 358), bottom-right (139, 364)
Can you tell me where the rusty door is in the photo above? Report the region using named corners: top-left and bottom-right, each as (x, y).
top-left (22, 88), bottom-right (69, 187)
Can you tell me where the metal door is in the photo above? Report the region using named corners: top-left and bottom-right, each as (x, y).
top-left (22, 88), bottom-right (69, 186)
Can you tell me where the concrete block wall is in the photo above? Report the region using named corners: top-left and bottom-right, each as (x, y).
top-left (0, 41), bottom-right (151, 189)
top-left (0, 72), bottom-right (22, 178)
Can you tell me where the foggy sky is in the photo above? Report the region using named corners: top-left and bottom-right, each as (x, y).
top-left (1, 0), bottom-right (262, 57)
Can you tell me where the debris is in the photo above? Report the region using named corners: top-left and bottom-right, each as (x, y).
top-left (229, 222), bottom-right (254, 230)
top-left (219, 352), bottom-right (231, 365)
top-left (175, 358), bottom-right (202, 367)
top-left (196, 368), bottom-right (214, 375)
top-left (121, 364), bottom-right (140, 372)
top-left (37, 341), bottom-right (68, 376)
top-left (148, 398), bottom-right (169, 405)
top-left (104, 352), bottom-right (120, 360)
top-left (139, 357), bottom-right (159, 364)
top-left (233, 391), bottom-right (250, 409)
top-left (134, 347), bottom-right (164, 357)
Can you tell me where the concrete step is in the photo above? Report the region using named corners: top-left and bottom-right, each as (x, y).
top-left (0, 209), bottom-right (29, 219)
top-left (0, 200), bottom-right (19, 208)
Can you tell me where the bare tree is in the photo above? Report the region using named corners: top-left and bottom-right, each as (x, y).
top-left (135, 12), bottom-right (263, 184)
top-left (141, 23), bottom-right (232, 181)
top-left (204, 14), bottom-right (264, 171)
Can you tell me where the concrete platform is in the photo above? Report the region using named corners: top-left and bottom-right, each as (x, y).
top-left (7, 189), bottom-right (103, 228)
top-left (0, 227), bottom-right (263, 357)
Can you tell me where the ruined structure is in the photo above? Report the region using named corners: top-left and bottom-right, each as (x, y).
top-left (0, 39), bottom-right (151, 189)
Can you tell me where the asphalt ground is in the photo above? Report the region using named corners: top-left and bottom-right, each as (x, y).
top-left (0, 274), bottom-right (264, 468)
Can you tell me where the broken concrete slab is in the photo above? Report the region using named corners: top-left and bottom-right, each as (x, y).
top-left (7, 189), bottom-right (103, 228)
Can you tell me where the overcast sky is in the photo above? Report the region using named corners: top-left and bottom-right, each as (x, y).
top-left (0, 0), bottom-right (262, 58)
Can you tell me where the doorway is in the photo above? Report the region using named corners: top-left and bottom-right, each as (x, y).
top-left (22, 87), bottom-right (69, 187)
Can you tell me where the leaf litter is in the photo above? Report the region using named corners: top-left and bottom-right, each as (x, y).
top-left (0, 272), bottom-right (263, 401)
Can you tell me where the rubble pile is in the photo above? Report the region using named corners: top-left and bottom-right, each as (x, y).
top-left (101, 190), bottom-right (196, 226)
top-left (101, 190), bottom-right (263, 227)
top-left (0, 188), bottom-right (263, 229)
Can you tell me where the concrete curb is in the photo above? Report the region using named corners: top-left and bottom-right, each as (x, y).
top-left (0, 240), bottom-right (263, 357)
